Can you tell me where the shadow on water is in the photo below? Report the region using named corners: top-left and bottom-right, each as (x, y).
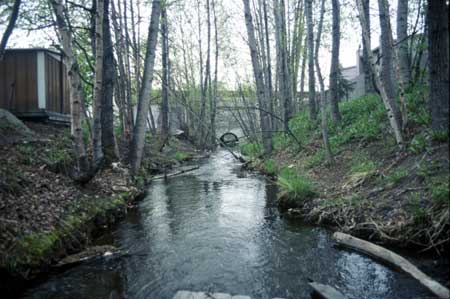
top-left (22, 150), bottom-right (436, 299)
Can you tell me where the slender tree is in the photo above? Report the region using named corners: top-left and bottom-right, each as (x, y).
top-left (377, 0), bottom-right (402, 127)
top-left (305, 0), bottom-right (316, 120)
top-left (396, 0), bottom-right (411, 85)
top-left (361, 0), bottom-right (374, 93)
top-left (315, 0), bottom-right (333, 163)
top-left (242, 0), bottom-right (272, 154)
top-left (49, 0), bottom-right (90, 176)
top-left (329, 0), bottom-right (341, 124)
top-left (161, 1), bottom-right (169, 141)
top-left (101, 0), bottom-right (118, 163)
top-left (427, 0), bottom-right (449, 132)
top-left (0, 0), bottom-right (21, 60)
top-left (357, 0), bottom-right (403, 146)
top-left (130, 0), bottom-right (162, 174)
top-left (273, 0), bottom-right (292, 131)
top-left (92, 0), bottom-right (105, 165)
top-left (210, 0), bottom-right (219, 148)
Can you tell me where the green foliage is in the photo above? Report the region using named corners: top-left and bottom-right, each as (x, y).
top-left (432, 184), bottom-right (449, 205)
top-left (409, 132), bottom-right (428, 154)
top-left (386, 169), bottom-right (408, 186)
top-left (17, 144), bottom-right (35, 165)
top-left (330, 94), bottom-right (387, 145)
top-left (240, 142), bottom-right (262, 158)
top-left (289, 111), bottom-right (317, 145)
top-left (405, 84), bottom-right (430, 127)
top-left (351, 154), bottom-right (376, 173)
top-left (263, 159), bottom-right (278, 175)
top-left (430, 175), bottom-right (450, 205)
top-left (174, 152), bottom-right (192, 161)
top-left (305, 150), bottom-right (324, 169)
top-left (273, 133), bottom-right (292, 150)
top-left (431, 129), bottom-right (449, 142)
top-left (277, 167), bottom-right (317, 201)
top-left (408, 193), bottom-right (428, 225)
top-left (320, 194), bottom-right (364, 208)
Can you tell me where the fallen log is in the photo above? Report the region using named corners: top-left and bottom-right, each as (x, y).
top-left (54, 245), bottom-right (119, 269)
top-left (333, 232), bottom-right (450, 299)
top-left (308, 282), bottom-right (348, 299)
top-left (151, 166), bottom-right (200, 180)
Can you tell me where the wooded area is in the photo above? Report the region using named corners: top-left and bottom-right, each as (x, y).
top-left (0, 0), bottom-right (449, 296)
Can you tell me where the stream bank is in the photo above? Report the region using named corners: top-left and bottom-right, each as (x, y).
top-left (0, 113), bottom-right (201, 295)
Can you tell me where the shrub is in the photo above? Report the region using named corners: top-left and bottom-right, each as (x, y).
top-left (351, 154), bottom-right (376, 173)
top-left (405, 84), bottom-right (430, 127)
top-left (431, 129), bottom-right (449, 142)
top-left (240, 142), bottom-right (262, 158)
top-left (277, 167), bottom-right (317, 201)
top-left (409, 132), bottom-right (428, 154)
top-left (432, 184), bottom-right (449, 205)
top-left (273, 132), bottom-right (292, 150)
top-left (305, 150), bottom-right (324, 169)
top-left (386, 169), bottom-right (408, 186)
top-left (264, 159), bottom-right (278, 175)
top-left (174, 152), bottom-right (192, 161)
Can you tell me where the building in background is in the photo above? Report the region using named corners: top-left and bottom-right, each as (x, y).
top-left (0, 48), bottom-right (70, 123)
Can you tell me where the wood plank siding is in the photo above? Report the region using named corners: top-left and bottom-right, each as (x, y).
top-left (0, 49), bottom-right (70, 120)
top-left (0, 50), bottom-right (38, 112)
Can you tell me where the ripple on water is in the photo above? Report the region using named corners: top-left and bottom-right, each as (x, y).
top-left (23, 150), bottom-right (434, 299)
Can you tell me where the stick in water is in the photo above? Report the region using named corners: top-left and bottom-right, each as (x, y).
top-left (333, 232), bottom-right (449, 299)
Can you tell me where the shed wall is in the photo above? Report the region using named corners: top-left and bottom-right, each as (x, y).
top-left (0, 51), bottom-right (38, 112)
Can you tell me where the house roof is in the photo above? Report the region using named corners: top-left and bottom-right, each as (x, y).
top-left (4, 48), bottom-right (62, 56)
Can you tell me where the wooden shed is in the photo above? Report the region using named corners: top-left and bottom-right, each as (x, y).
top-left (0, 48), bottom-right (70, 123)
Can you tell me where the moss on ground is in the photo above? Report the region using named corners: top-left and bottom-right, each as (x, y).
top-left (1, 192), bottom-right (130, 276)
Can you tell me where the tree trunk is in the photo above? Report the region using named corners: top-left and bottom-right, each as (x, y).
top-left (110, 0), bottom-right (132, 141)
top-left (377, 0), bottom-right (402, 127)
top-left (427, 0), bottom-right (449, 132)
top-left (0, 0), bottom-right (21, 61)
top-left (357, 0), bottom-right (404, 146)
top-left (329, 0), bottom-right (342, 124)
top-left (314, 0), bottom-right (333, 164)
top-left (161, 3), bottom-right (169, 141)
top-left (101, 0), bottom-right (118, 163)
top-left (92, 0), bottom-right (105, 165)
top-left (49, 0), bottom-right (90, 175)
top-left (210, 0), bottom-right (219, 148)
top-left (396, 0), bottom-right (411, 85)
top-left (305, 0), bottom-right (316, 121)
top-left (273, 0), bottom-right (292, 132)
top-left (129, 0), bottom-right (162, 174)
top-left (242, 0), bottom-right (272, 154)
top-left (361, 0), bottom-right (374, 93)
top-left (262, 0), bottom-right (275, 131)
top-left (299, 38), bottom-right (307, 111)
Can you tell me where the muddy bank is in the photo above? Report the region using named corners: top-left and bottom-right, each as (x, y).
top-left (243, 138), bottom-right (449, 255)
top-left (0, 115), bottom-right (201, 295)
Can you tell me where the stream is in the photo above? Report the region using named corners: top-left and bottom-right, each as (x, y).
top-left (22, 149), bottom-right (434, 299)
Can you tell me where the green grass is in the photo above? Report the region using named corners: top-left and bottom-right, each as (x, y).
top-left (305, 150), bottom-right (324, 169)
top-left (2, 192), bottom-right (129, 271)
top-left (409, 132), bottom-right (428, 154)
top-left (351, 154), bottom-right (377, 173)
top-left (386, 169), bottom-right (408, 186)
top-left (263, 159), bottom-right (278, 175)
top-left (240, 142), bottom-right (262, 158)
top-left (277, 167), bottom-right (317, 201)
top-left (174, 152), bottom-right (192, 161)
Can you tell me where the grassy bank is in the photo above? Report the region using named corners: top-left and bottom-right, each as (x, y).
top-left (241, 86), bottom-right (449, 252)
top-left (0, 115), bottom-right (200, 285)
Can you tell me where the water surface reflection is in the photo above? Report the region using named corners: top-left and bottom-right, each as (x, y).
top-left (23, 150), bottom-right (432, 299)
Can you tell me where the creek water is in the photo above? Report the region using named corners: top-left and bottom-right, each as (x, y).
top-left (22, 149), bottom-right (434, 299)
